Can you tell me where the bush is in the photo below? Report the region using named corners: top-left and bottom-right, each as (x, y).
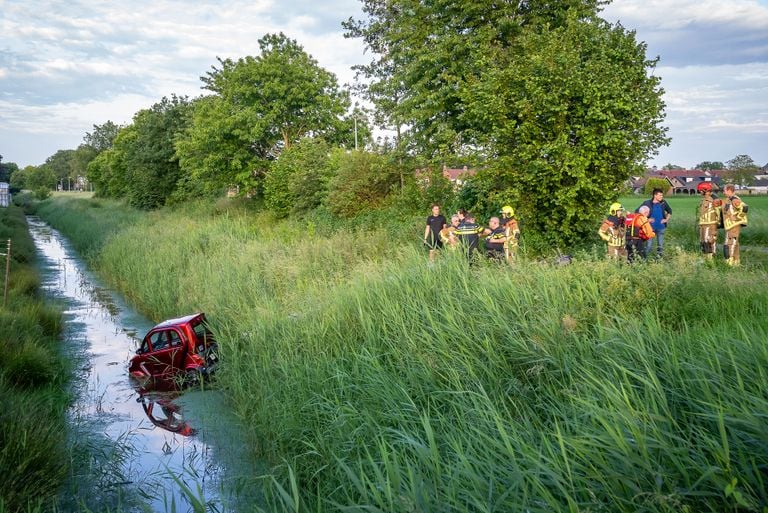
top-left (33, 187), bottom-right (50, 200)
top-left (644, 177), bottom-right (670, 195)
top-left (326, 151), bottom-right (400, 217)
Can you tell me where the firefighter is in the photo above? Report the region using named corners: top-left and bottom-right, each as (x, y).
top-left (598, 202), bottom-right (626, 260)
top-left (722, 183), bottom-right (749, 266)
top-left (499, 205), bottom-right (521, 262)
top-left (696, 182), bottom-right (721, 258)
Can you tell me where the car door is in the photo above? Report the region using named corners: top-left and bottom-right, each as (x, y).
top-left (144, 329), bottom-right (184, 377)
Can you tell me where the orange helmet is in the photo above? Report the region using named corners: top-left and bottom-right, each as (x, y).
top-left (697, 182), bottom-right (713, 193)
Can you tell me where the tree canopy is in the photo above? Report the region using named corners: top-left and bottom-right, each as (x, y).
top-left (87, 96), bottom-right (192, 208)
top-left (345, 0), bottom-right (669, 245)
top-left (724, 154), bottom-right (759, 187)
top-left (176, 33), bottom-right (351, 196)
top-left (695, 161), bottom-right (725, 171)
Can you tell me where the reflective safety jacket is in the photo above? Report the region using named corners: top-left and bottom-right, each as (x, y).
top-left (439, 226), bottom-right (457, 247)
top-left (455, 221), bottom-right (484, 250)
top-left (501, 217), bottom-right (520, 248)
top-left (723, 195), bottom-right (748, 230)
top-left (625, 213), bottom-right (655, 240)
top-left (698, 196), bottom-right (720, 225)
top-left (484, 226), bottom-right (506, 251)
top-left (598, 215), bottom-right (625, 247)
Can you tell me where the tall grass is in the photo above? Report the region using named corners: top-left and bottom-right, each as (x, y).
top-left (0, 205), bottom-right (69, 512)
top-left (35, 196), bottom-right (768, 512)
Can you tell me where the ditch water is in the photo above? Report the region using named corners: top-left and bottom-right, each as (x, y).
top-left (29, 218), bottom-right (259, 512)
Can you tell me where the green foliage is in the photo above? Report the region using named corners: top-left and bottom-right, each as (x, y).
top-left (264, 138), bottom-right (336, 217)
top-left (416, 167), bottom-right (455, 211)
top-left (326, 151), bottom-right (400, 217)
top-left (15, 164), bottom-right (55, 191)
top-left (87, 96), bottom-right (192, 208)
top-left (695, 160), bottom-right (725, 170)
top-left (0, 159), bottom-right (18, 184)
top-left (644, 177), bottom-right (671, 195)
top-left (124, 95), bottom-right (192, 209)
top-left (35, 196), bottom-right (143, 260)
top-left (176, 33), bottom-right (350, 197)
top-left (724, 154), bottom-right (759, 187)
top-left (347, 1), bottom-right (668, 247)
top-left (0, 205), bottom-right (69, 511)
top-left (83, 120), bottom-right (121, 153)
top-left (37, 195), bottom-right (768, 513)
top-left (33, 187), bottom-right (51, 200)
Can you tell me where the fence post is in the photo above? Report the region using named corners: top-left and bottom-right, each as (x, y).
top-left (2, 239), bottom-right (10, 307)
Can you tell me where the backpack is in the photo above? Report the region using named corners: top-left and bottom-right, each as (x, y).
top-left (624, 213), bottom-right (650, 240)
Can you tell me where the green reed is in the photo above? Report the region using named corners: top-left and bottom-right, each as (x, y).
top-left (0, 205), bottom-right (70, 512)
top-left (35, 196), bottom-right (768, 512)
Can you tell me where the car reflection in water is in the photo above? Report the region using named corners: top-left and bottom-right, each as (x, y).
top-left (133, 376), bottom-right (196, 437)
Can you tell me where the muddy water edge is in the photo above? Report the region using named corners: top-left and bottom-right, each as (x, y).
top-left (29, 217), bottom-right (262, 512)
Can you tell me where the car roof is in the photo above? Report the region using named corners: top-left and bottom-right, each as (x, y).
top-left (153, 312), bottom-right (205, 329)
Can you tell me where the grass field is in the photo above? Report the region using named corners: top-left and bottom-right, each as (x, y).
top-left (0, 205), bottom-right (69, 513)
top-left (34, 195), bottom-right (768, 512)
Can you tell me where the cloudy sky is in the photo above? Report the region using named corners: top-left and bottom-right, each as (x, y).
top-left (1, 0), bottom-right (767, 169)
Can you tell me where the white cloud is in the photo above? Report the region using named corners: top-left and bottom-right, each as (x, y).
top-left (2, 0), bottom-right (766, 168)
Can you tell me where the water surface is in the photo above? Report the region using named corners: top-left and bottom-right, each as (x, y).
top-left (29, 217), bottom-right (256, 512)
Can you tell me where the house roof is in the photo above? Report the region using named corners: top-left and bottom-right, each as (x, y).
top-left (442, 166), bottom-right (476, 181)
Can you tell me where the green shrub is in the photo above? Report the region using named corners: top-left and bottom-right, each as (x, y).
top-left (0, 386), bottom-right (68, 511)
top-left (33, 187), bottom-right (51, 200)
top-left (4, 343), bottom-right (57, 389)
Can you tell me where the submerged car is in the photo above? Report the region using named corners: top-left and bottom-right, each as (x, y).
top-left (129, 312), bottom-right (218, 385)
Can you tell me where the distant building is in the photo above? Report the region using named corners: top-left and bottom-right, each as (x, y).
top-left (0, 182), bottom-right (10, 207)
top-left (630, 169), bottom-right (725, 195)
top-left (415, 165), bottom-right (477, 188)
top-left (631, 167), bottom-right (767, 195)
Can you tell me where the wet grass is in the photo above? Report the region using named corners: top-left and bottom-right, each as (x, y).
top-left (34, 195), bottom-right (768, 512)
top-left (0, 205), bottom-right (69, 512)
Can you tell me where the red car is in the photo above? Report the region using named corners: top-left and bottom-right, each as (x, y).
top-left (129, 313), bottom-right (218, 385)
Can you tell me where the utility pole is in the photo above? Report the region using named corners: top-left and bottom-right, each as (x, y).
top-left (353, 102), bottom-right (359, 151)
top-left (2, 239), bottom-right (10, 307)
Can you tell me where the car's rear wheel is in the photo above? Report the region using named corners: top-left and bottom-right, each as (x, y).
top-left (185, 368), bottom-right (203, 388)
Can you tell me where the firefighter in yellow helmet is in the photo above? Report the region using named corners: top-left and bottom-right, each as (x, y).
top-left (500, 205), bottom-right (521, 261)
top-left (696, 182), bottom-right (721, 258)
top-left (722, 183), bottom-right (749, 266)
top-left (598, 202), bottom-right (627, 260)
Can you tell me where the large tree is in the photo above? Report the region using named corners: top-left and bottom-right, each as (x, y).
top-left (695, 161), bottom-right (725, 171)
top-left (346, 0), bottom-right (668, 245)
top-left (176, 33), bottom-right (350, 196)
top-left (83, 121), bottom-right (121, 153)
top-left (724, 154), bottom-right (759, 187)
top-left (87, 96), bottom-right (192, 207)
top-left (0, 155), bottom-right (19, 184)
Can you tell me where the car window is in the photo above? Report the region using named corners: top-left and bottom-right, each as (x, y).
top-left (191, 318), bottom-right (213, 344)
top-left (168, 329), bottom-right (182, 347)
top-left (150, 331), bottom-right (169, 351)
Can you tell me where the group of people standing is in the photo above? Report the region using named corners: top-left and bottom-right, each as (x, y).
top-left (424, 183), bottom-right (750, 266)
top-left (598, 184), bottom-right (749, 265)
top-left (424, 204), bottom-right (520, 263)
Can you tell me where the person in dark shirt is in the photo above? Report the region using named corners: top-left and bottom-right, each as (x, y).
top-left (455, 212), bottom-right (484, 262)
top-left (423, 204), bottom-right (447, 261)
top-left (484, 216), bottom-right (507, 261)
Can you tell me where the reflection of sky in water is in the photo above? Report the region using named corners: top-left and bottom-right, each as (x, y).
top-left (28, 218), bottom-right (227, 511)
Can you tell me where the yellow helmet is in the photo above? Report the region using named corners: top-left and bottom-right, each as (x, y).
top-left (609, 202), bottom-right (624, 215)
top-left (500, 205), bottom-right (515, 217)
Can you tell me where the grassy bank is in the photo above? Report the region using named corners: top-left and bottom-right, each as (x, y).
top-left (0, 205), bottom-right (69, 512)
top-left (35, 195), bottom-right (768, 512)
